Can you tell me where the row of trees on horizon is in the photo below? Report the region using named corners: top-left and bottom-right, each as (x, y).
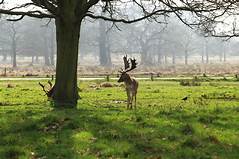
top-left (0, 16), bottom-right (238, 68)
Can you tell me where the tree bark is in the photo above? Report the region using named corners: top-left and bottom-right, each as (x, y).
top-left (52, 16), bottom-right (81, 107)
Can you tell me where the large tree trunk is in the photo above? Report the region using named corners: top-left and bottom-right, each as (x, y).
top-left (52, 16), bottom-right (81, 107)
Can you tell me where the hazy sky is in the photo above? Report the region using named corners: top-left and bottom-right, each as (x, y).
top-left (3, 0), bottom-right (31, 9)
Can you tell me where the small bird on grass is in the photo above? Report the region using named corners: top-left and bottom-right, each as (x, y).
top-left (182, 96), bottom-right (188, 101)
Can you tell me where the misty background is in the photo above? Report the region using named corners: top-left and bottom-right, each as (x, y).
top-left (0, 15), bottom-right (239, 74)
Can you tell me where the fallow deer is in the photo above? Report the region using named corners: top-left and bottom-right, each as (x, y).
top-left (118, 55), bottom-right (138, 109)
top-left (39, 81), bottom-right (81, 100)
top-left (39, 81), bottom-right (54, 99)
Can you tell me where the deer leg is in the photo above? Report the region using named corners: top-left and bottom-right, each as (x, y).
top-left (126, 90), bottom-right (130, 109)
top-left (134, 94), bottom-right (137, 109)
top-left (130, 92), bottom-right (133, 109)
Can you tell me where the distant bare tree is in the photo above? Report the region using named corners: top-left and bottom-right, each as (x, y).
top-left (125, 21), bottom-right (166, 65)
top-left (0, 20), bottom-right (21, 67)
top-left (99, 19), bottom-right (111, 66)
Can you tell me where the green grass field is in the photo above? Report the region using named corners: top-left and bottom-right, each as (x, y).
top-left (0, 79), bottom-right (239, 159)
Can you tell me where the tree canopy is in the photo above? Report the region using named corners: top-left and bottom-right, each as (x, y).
top-left (0, 1), bottom-right (238, 28)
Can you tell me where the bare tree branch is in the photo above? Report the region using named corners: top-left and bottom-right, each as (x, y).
top-left (31, 0), bottom-right (57, 15)
top-left (0, 0), bottom-right (239, 38)
top-left (85, 9), bottom-right (176, 23)
top-left (0, 9), bottom-right (55, 20)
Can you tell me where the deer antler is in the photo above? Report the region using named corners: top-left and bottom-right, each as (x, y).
top-left (119, 55), bottom-right (137, 73)
top-left (39, 82), bottom-right (54, 98)
top-left (123, 55), bottom-right (130, 70)
top-left (126, 58), bottom-right (137, 72)
top-left (48, 80), bottom-right (53, 87)
top-left (39, 82), bottom-right (48, 95)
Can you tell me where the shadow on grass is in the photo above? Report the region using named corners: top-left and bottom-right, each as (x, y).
top-left (0, 106), bottom-right (239, 159)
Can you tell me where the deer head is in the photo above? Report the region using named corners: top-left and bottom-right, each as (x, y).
top-left (39, 81), bottom-right (54, 98)
top-left (118, 55), bottom-right (137, 83)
